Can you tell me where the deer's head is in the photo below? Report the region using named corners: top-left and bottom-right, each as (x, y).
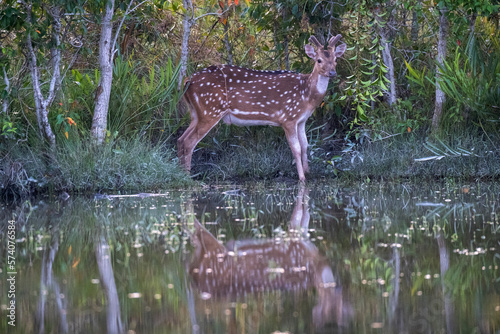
top-left (305, 35), bottom-right (346, 78)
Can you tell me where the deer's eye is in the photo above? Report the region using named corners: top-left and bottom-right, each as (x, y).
top-left (317, 59), bottom-right (322, 64)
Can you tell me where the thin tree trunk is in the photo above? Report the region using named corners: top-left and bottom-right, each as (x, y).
top-left (432, 7), bottom-right (448, 131)
top-left (2, 67), bottom-right (9, 113)
top-left (178, 0), bottom-right (194, 90)
top-left (371, 53), bottom-right (376, 111)
top-left (223, 19), bottom-right (233, 65)
top-left (380, 2), bottom-right (396, 107)
top-left (411, 8), bottom-right (419, 41)
top-left (469, 13), bottom-right (477, 32)
top-left (273, 20), bottom-right (282, 69)
top-left (282, 9), bottom-right (290, 70)
top-left (283, 34), bottom-right (290, 70)
top-left (91, 0), bottom-right (115, 144)
top-left (381, 40), bottom-right (396, 106)
top-left (223, 0), bottom-right (233, 65)
top-left (25, 4), bottom-right (62, 149)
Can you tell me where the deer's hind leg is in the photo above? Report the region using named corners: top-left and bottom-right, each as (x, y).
top-left (178, 116), bottom-right (198, 169)
top-left (180, 114), bottom-right (224, 173)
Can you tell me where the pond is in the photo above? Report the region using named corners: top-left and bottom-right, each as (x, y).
top-left (1, 182), bottom-right (499, 333)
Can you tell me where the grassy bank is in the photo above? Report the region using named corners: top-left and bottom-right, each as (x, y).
top-left (337, 133), bottom-right (500, 180)
top-left (1, 138), bottom-right (193, 198)
top-left (186, 127), bottom-right (500, 183)
top-left (2, 128), bottom-right (499, 198)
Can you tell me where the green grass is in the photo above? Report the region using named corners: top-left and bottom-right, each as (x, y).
top-left (183, 127), bottom-right (500, 182)
top-left (332, 132), bottom-right (500, 181)
top-left (1, 137), bottom-right (192, 197)
top-left (3, 126), bottom-right (499, 198)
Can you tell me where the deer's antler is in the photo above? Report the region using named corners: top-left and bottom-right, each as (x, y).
top-left (328, 34), bottom-right (342, 48)
top-left (308, 36), bottom-right (323, 49)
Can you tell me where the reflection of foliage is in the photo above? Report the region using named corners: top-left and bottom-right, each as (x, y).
top-left (1, 183), bottom-right (499, 332)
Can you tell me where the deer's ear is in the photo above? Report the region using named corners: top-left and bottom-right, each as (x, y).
top-left (335, 43), bottom-right (347, 57)
top-left (305, 44), bottom-right (317, 59)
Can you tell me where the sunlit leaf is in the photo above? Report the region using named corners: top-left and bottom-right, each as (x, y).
top-left (67, 117), bottom-right (77, 126)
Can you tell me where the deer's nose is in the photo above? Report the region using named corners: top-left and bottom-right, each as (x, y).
top-left (329, 70), bottom-right (337, 77)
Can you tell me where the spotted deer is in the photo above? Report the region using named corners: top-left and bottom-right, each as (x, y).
top-left (186, 187), bottom-right (351, 327)
top-left (178, 34), bottom-right (347, 181)
top-left (188, 188), bottom-right (328, 296)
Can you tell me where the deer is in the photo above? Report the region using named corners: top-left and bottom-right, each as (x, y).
top-left (177, 34), bottom-right (347, 182)
top-left (186, 187), bottom-right (351, 328)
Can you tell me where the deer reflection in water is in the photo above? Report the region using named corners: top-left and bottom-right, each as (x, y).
top-left (187, 187), bottom-right (351, 329)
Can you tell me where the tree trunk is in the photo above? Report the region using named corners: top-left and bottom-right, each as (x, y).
top-left (381, 40), bottom-right (396, 106)
top-left (2, 67), bottom-right (9, 114)
top-left (378, 2), bottom-right (396, 107)
top-left (91, 0), bottom-right (115, 144)
top-left (432, 7), bottom-right (448, 131)
top-left (411, 8), bottom-right (419, 41)
top-left (178, 0), bottom-right (194, 90)
top-left (282, 9), bottom-right (290, 70)
top-left (283, 33), bottom-right (290, 70)
top-left (469, 13), bottom-right (477, 32)
top-left (223, 19), bottom-right (233, 65)
top-left (25, 5), bottom-right (63, 149)
top-left (223, 0), bottom-right (233, 65)
top-left (273, 20), bottom-right (282, 69)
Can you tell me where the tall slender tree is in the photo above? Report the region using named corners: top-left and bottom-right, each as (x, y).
top-left (19, 0), bottom-right (82, 149)
top-left (90, 0), bottom-right (148, 144)
top-left (378, 1), bottom-right (397, 106)
top-left (432, 5), bottom-right (449, 131)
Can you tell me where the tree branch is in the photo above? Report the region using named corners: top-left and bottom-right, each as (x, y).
top-left (45, 6), bottom-right (62, 108)
top-left (61, 40), bottom-right (83, 84)
top-left (111, 0), bottom-right (134, 59)
top-left (195, 8), bottom-right (230, 21)
top-left (111, 0), bottom-right (148, 58)
top-left (23, 3), bottom-right (44, 104)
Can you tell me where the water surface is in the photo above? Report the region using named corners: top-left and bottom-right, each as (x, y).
top-left (1, 182), bottom-right (499, 333)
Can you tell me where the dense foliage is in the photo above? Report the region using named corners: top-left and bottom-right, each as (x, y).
top-left (0, 0), bottom-right (499, 194)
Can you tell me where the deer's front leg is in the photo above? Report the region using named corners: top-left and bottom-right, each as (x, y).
top-left (284, 124), bottom-right (306, 182)
top-left (297, 121), bottom-right (310, 174)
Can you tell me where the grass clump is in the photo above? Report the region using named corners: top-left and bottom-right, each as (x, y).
top-left (335, 133), bottom-right (500, 180)
top-left (1, 138), bottom-right (192, 197)
top-left (183, 125), bottom-right (500, 183)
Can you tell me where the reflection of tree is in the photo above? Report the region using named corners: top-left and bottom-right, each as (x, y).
top-left (437, 232), bottom-right (455, 334)
top-left (187, 187), bottom-right (351, 330)
top-left (96, 236), bottom-right (124, 334)
top-left (35, 234), bottom-right (68, 333)
top-left (388, 245), bottom-right (400, 327)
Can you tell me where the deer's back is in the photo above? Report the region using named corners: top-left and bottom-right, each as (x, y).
top-left (185, 65), bottom-right (315, 124)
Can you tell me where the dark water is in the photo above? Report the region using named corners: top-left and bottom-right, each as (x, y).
top-left (1, 183), bottom-right (499, 333)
